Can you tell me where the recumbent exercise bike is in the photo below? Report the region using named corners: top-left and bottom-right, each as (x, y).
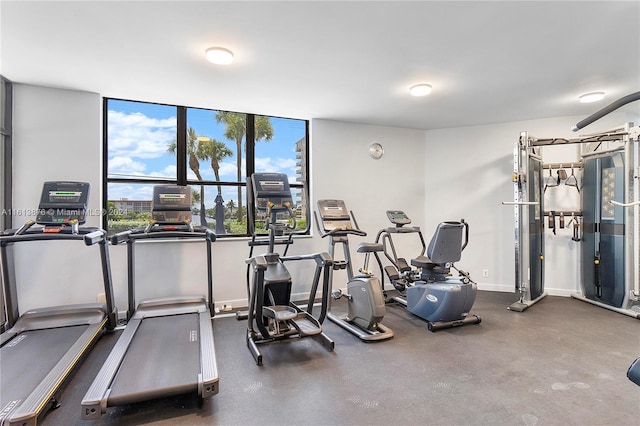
top-left (375, 210), bottom-right (481, 331)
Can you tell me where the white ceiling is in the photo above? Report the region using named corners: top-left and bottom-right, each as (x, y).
top-left (1, 1), bottom-right (639, 130)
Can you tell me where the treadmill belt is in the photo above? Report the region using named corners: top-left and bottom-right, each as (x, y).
top-left (108, 313), bottom-right (201, 405)
top-left (1, 326), bottom-right (88, 411)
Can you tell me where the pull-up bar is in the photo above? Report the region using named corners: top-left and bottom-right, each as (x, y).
top-left (610, 200), bottom-right (640, 207)
top-left (573, 91), bottom-right (640, 132)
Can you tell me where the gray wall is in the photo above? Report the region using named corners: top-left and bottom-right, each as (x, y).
top-left (8, 83), bottom-right (639, 315)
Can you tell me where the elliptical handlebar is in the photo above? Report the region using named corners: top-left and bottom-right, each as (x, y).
top-left (461, 219), bottom-right (469, 252)
top-left (264, 201), bottom-right (297, 234)
top-left (320, 226), bottom-right (367, 238)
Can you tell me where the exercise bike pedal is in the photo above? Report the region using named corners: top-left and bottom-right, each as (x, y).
top-left (332, 260), bottom-right (348, 270)
top-left (396, 258), bottom-right (411, 272)
top-left (331, 288), bottom-right (352, 301)
top-left (384, 265), bottom-right (401, 281)
top-left (392, 279), bottom-right (408, 292)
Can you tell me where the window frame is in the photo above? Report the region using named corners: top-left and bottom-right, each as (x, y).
top-left (0, 75), bottom-right (11, 333)
top-left (1, 75), bottom-right (13, 232)
top-left (102, 97), bottom-right (310, 238)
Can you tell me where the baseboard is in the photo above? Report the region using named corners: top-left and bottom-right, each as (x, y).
top-left (211, 285), bottom-right (575, 315)
top-left (477, 283), bottom-right (513, 293)
top-left (213, 291), bottom-right (314, 313)
top-left (476, 282), bottom-right (574, 298)
top-left (544, 287), bottom-right (577, 297)
top-left (214, 298), bottom-right (249, 312)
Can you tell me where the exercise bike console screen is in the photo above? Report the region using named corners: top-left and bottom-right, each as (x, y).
top-left (386, 210), bottom-right (411, 226)
top-left (252, 173), bottom-right (293, 212)
top-left (36, 181), bottom-right (90, 224)
top-left (317, 199), bottom-right (353, 231)
top-left (151, 185), bottom-right (192, 223)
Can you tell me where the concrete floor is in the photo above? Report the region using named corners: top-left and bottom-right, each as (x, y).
top-left (42, 291), bottom-right (640, 426)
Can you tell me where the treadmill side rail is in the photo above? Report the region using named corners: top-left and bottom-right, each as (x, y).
top-left (5, 317), bottom-right (107, 426)
top-left (81, 318), bottom-right (141, 419)
top-left (199, 310), bottom-right (219, 398)
top-left (81, 298), bottom-right (219, 419)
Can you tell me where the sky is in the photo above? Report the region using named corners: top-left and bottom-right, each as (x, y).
top-left (106, 99), bottom-right (305, 207)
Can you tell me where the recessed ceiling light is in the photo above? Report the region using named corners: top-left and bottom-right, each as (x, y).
top-left (409, 84), bottom-right (432, 97)
top-left (579, 92), bottom-right (605, 103)
top-left (205, 47), bottom-right (234, 65)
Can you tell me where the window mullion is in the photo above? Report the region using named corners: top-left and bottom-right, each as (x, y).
top-left (177, 106), bottom-right (187, 186)
top-left (245, 114), bottom-right (256, 236)
top-left (246, 114), bottom-right (255, 177)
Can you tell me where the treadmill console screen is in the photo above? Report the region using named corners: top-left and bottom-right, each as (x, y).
top-left (386, 210), bottom-right (412, 226)
top-left (251, 173), bottom-right (293, 212)
top-left (151, 185), bottom-right (192, 223)
top-left (36, 181), bottom-right (90, 224)
top-left (317, 199), bottom-right (353, 231)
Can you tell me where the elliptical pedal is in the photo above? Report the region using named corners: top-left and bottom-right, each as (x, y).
top-left (289, 313), bottom-right (323, 336)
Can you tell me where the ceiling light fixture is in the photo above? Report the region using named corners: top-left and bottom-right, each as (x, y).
top-left (205, 47), bottom-right (234, 65)
top-left (409, 84), bottom-right (432, 97)
top-left (578, 92), bottom-right (605, 103)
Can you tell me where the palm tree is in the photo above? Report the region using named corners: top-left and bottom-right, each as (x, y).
top-left (197, 137), bottom-right (233, 194)
top-left (226, 199), bottom-right (235, 218)
top-left (197, 136), bottom-right (233, 234)
top-left (191, 189), bottom-right (201, 208)
top-left (215, 112), bottom-right (273, 222)
top-left (167, 127), bottom-right (207, 225)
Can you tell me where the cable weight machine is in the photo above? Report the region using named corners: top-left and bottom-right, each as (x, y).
top-left (504, 123), bottom-right (639, 318)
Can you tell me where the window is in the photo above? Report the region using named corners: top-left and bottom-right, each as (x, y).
top-left (103, 98), bottom-right (309, 237)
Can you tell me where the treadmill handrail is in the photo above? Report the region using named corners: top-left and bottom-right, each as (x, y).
top-left (111, 228), bottom-right (216, 244)
top-left (0, 227), bottom-right (106, 246)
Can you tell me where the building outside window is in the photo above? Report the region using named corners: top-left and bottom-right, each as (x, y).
top-left (104, 98), bottom-right (308, 237)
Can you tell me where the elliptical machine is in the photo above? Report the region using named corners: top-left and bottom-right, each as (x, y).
top-left (244, 173), bottom-right (334, 365)
top-left (375, 210), bottom-right (481, 331)
top-left (315, 199), bottom-right (393, 342)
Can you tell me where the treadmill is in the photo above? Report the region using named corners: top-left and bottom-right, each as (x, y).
top-left (0, 181), bottom-right (117, 426)
top-left (82, 184), bottom-right (219, 419)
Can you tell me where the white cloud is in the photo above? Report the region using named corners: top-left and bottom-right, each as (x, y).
top-left (148, 165), bottom-right (177, 179)
top-left (218, 161), bottom-right (237, 178)
top-left (255, 157), bottom-right (297, 174)
top-left (200, 167), bottom-right (215, 178)
top-left (108, 110), bottom-right (176, 159)
top-left (107, 183), bottom-right (155, 201)
top-left (108, 157), bottom-right (147, 175)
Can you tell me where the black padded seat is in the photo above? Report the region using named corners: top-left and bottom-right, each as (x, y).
top-left (411, 255), bottom-right (433, 269)
top-left (356, 242), bottom-right (383, 253)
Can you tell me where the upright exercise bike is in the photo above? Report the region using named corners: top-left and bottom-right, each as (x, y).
top-left (315, 199), bottom-right (393, 342)
top-left (244, 173), bottom-right (334, 365)
top-left (375, 210), bottom-right (481, 331)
